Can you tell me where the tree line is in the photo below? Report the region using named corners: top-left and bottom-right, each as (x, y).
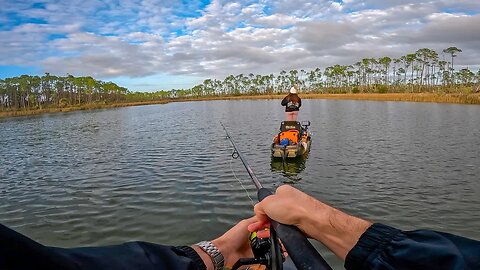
top-left (172, 46), bottom-right (479, 97)
top-left (1, 46), bottom-right (479, 111)
top-left (0, 74), bottom-right (129, 111)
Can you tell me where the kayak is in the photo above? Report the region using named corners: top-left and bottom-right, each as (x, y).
top-left (271, 121), bottom-right (312, 159)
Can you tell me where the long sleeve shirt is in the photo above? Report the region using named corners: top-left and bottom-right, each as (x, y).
top-left (281, 96), bottom-right (302, 112)
top-left (0, 223), bottom-right (205, 270)
top-left (345, 223), bottom-right (480, 270)
top-left (1, 222), bottom-right (479, 270)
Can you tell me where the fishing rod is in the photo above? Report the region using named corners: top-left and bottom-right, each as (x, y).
top-left (221, 123), bottom-right (332, 270)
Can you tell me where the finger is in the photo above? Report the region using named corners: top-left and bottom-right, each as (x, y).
top-left (253, 196), bottom-right (276, 223)
top-left (247, 221), bottom-right (270, 232)
top-left (247, 221), bottom-right (267, 232)
top-left (233, 216), bottom-right (258, 231)
top-left (256, 229), bottom-right (270, 239)
top-left (237, 217), bottom-right (259, 237)
top-left (240, 216), bottom-right (258, 227)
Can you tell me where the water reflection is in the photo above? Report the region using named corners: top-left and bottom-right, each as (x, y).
top-left (1, 100), bottom-right (480, 270)
top-left (270, 154), bottom-right (308, 183)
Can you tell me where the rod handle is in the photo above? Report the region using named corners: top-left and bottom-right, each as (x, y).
top-left (257, 187), bottom-right (273, 201)
top-left (257, 188), bottom-right (332, 270)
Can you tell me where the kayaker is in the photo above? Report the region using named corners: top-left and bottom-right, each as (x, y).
top-left (281, 86), bottom-right (302, 121)
top-left (1, 185), bottom-right (479, 270)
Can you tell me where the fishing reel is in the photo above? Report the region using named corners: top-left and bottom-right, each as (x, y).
top-left (222, 123), bottom-right (332, 270)
top-left (232, 227), bottom-right (285, 270)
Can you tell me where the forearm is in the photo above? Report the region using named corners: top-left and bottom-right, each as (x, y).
top-left (252, 185), bottom-right (371, 261)
top-left (253, 185), bottom-right (480, 269)
top-left (301, 198), bottom-right (372, 260)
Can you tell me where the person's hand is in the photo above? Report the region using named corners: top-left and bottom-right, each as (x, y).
top-left (193, 217), bottom-right (259, 269)
top-left (211, 217), bottom-right (256, 268)
top-left (248, 185), bottom-right (324, 238)
top-left (248, 185), bottom-right (372, 260)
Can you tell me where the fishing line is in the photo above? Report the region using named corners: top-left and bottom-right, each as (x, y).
top-left (229, 155), bottom-right (255, 206)
top-left (222, 122), bottom-right (332, 270)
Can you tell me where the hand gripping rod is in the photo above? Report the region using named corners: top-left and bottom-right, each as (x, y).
top-left (221, 123), bottom-right (332, 270)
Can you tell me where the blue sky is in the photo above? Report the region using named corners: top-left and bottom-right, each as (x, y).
top-left (1, 0), bottom-right (479, 91)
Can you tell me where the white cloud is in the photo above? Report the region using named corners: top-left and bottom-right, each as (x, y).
top-left (0, 0), bottom-right (479, 90)
top-left (42, 32), bottom-right (164, 77)
top-left (295, 21), bottom-right (358, 51)
top-left (254, 14), bottom-right (296, 27)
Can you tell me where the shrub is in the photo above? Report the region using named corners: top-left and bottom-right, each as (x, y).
top-left (376, 85), bottom-right (388, 93)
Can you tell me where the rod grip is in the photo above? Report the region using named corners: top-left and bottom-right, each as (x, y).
top-left (257, 188), bottom-right (332, 270)
top-left (257, 187), bottom-right (273, 201)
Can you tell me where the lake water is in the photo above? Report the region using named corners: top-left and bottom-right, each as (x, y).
top-left (1, 99), bottom-right (479, 269)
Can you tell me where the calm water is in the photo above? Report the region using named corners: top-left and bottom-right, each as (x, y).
top-left (1, 100), bottom-right (479, 269)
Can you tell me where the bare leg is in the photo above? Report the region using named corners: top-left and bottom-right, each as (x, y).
top-left (291, 111), bottom-right (298, 121)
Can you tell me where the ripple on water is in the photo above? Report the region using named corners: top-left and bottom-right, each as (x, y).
top-left (1, 100), bottom-right (479, 269)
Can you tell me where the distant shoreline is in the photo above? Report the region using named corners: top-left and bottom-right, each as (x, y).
top-left (1, 93), bottom-right (479, 119)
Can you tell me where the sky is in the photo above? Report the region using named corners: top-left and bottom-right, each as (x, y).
top-left (1, 0), bottom-right (479, 91)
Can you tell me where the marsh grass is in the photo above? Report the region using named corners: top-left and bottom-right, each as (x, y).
top-left (1, 93), bottom-right (479, 119)
top-left (182, 92), bottom-right (480, 104)
top-left (0, 100), bottom-right (169, 118)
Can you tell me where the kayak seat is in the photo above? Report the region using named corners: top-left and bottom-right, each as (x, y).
top-left (280, 121), bottom-right (301, 132)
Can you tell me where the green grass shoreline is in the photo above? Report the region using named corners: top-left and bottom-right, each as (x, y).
top-left (1, 93), bottom-right (479, 119)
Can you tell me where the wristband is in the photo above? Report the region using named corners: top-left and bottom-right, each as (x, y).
top-left (195, 241), bottom-right (224, 270)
